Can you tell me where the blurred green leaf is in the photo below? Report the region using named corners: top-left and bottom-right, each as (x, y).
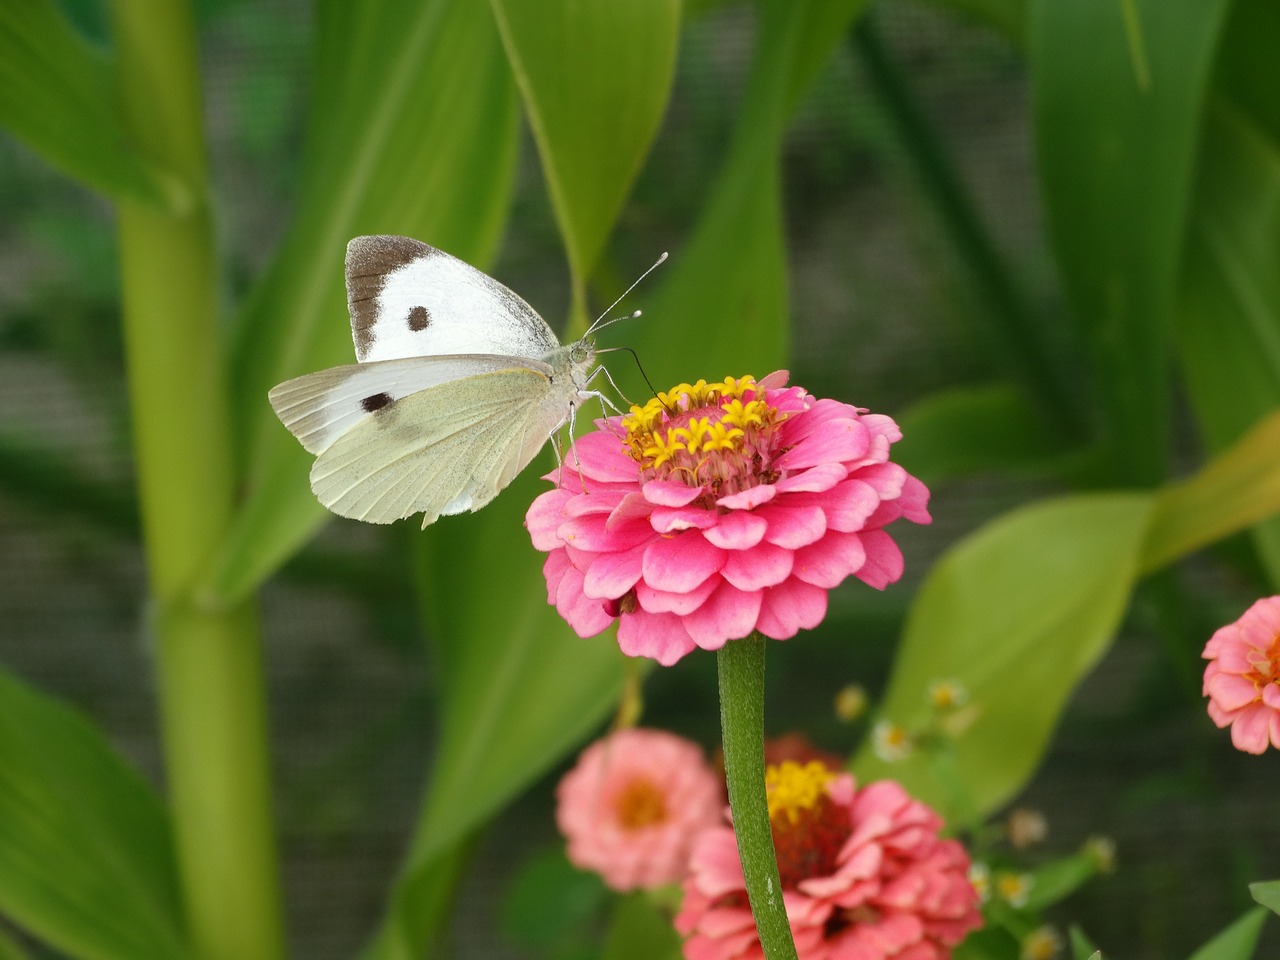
top-left (1187, 907), bottom-right (1266, 960)
top-left (895, 383), bottom-right (1069, 486)
top-left (491, 0), bottom-right (681, 316)
top-left (853, 494), bottom-right (1153, 817)
top-left (0, 929), bottom-right (33, 960)
top-left (1250, 880), bottom-right (1280, 916)
top-left (1178, 91), bottom-right (1280, 585)
top-left (636, 0), bottom-right (867, 390)
top-left (1022, 851), bottom-right (1097, 912)
top-left (0, 1), bottom-right (184, 208)
top-left (1069, 928), bottom-right (1101, 960)
top-left (204, 0), bottom-right (520, 605)
top-left (952, 926), bottom-right (1021, 960)
top-left (501, 848), bottom-right (607, 950)
top-left (1030, 0), bottom-right (1231, 483)
top-left (924, 0), bottom-right (1026, 43)
top-left (1141, 408), bottom-right (1280, 574)
top-left (0, 666), bottom-right (187, 960)
top-left (600, 893), bottom-right (683, 960)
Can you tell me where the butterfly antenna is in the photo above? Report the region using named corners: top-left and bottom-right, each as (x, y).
top-left (597, 345), bottom-right (658, 400)
top-left (586, 251), bottom-right (669, 336)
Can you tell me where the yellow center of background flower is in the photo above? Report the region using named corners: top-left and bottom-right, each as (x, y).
top-left (763, 761), bottom-right (850, 888)
top-left (620, 376), bottom-right (779, 496)
top-left (613, 777), bottom-right (668, 831)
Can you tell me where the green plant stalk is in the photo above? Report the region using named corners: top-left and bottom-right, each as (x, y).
top-left (108, 2), bottom-right (284, 958)
top-left (717, 635), bottom-right (798, 960)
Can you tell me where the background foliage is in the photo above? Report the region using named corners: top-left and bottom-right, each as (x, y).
top-left (1, 0), bottom-right (1279, 958)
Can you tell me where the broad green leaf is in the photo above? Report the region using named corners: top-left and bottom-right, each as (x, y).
top-left (601, 893), bottom-right (684, 960)
top-left (1187, 908), bottom-right (1266, 960)
top-left (1178, 92), bottom-right (1280, 585)
top-left (1030, 0), bottom-right (1231, 483)
top-left (203, 0), bottom-right (520, 604)
top-left (361, 467), bottom-right (627, 960)
top-left (1141, 408), bottom-right (1280, 574)
top-left (0, 1), bottom-right (183, 208)
top-left (952, 927), bottom-right (1021, 960)
top-left (637, 0), bottom-right (867, 390)
top-left (0, 666), bottom-right (187, 960)
top-left (895, 383), bottom-right (1070, 486)
top-left (853, 494), bottom-right (1154, 817)
top-left (490, 0), bottom-right (681, 318)
top-left (500, 848), bottom-right (606, 950)
top-left (0, 928), bottom-right (33, 960)
top-left (1251, 880), bottom-right (1280, 916)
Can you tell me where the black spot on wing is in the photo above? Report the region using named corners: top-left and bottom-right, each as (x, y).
top-left (361, 392), bottom-right (393, 413)
top-left (408, 305), bottom-right (431, 331)
top-left (346, 236), bottom-right (432, 360)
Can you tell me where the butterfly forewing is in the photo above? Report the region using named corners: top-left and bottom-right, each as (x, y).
top-left (268, 354), bottom-right (553, 455)
top-left (346, 236), bottom-right (560, 363)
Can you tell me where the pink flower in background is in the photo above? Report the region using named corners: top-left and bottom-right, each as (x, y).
top-left (526, 373), bottom-right (930, 665)
top-left (1202, 596), bottom-right (1280, 754)
top-left (556, 728), bottom-right (722, 891)
top-left (675, 762), bottom-right (982, 960)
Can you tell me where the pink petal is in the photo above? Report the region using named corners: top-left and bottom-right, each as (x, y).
top-left (1231, 704), bottom-right (1272, 754)
top-left (526, 489), bottom-right (574, 551)
top-left (774, 462), bottom-right (847, 493)
top-left (643, 479), bottom-right (703, 507)
top-left (717, 485), bottom-right (777, 510)
top-left (759, 503), bottom-right (827, 549)
top-left (636, 574), bottom-right (720, 615)
top-left (559, 513), bottom-right (652, 552)
top-left (553, 560), bottom-right (614, 637)
top-left (568, 430), bottom-right (641, 484)
top-left (776, 418), bottom-right (868, 470)
top-left (1206, 673), bottom-right (1261, 712)
top-left (683, 581), bottom-right (764, 650)
top-left (789, 478), bottom-right (880, 533)
top-left (582, 541), bottom-right (649, 599)
top-left (793, 531), bottom-right (866, 588)
top-left (755, 579), bottom-right (828, 639)
top-left (855, 530), bottom-right (904, 589)
top-left (617, 610), bottom-right (697, 665)
top-left (606, 492), bottom-right (653, 529)
top-left (758, 370), bottom-right (790, 390)
top-left (721, 542), bottom-right (794, 591)
top-left (650, 505), bottom-right (718, 534)
top-left (642, 533), bottom-right (725, 592)
top-left (703, 510), bottom-right (768, 550)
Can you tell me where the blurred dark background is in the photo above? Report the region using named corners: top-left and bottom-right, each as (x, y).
top-left (2, 0), bottom-right (1277, 957)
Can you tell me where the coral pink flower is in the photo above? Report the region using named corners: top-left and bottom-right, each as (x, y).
top-left (675, 762), bottom-right (982, 960)
top-left (556, 728), bottom-right (722, 891)
top-left (1202, 596), bottom-right (1280, 754)
top-left (526, 373), bottom-right (930, 665)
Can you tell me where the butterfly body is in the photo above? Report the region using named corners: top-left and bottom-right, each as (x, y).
top-left (269, 236), bottom-right (599, 527)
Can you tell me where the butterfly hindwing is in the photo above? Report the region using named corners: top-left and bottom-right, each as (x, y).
top-left (345, 236), bottom-right (561, 364)
top-left (307, 366), bottom-right (568, 526)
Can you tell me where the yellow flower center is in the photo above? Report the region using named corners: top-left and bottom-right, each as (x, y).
top-left (765, 761), bottom-right (851, 888)
top-left (620, 376), bottom-right (781, 496)
top-left (766, 760), bottom-right (834, 824)
top-left (613, 776), bottom-right (668, 831)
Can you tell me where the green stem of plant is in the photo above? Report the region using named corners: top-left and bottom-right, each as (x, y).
top-left (108, 2), bottom-right (284, 958)
top-left (717, 634), bottom-right (798, 960)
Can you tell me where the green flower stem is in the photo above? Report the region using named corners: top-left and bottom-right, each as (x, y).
top-left (109, 2), bottom-right (284, 958)
top-left (717, 634), bottom-right (798, 960)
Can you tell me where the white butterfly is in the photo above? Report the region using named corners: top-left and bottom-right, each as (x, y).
top-left (269, 235), bottom-right (608, 528)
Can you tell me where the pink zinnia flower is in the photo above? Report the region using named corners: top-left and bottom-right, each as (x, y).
top-left (526, 373), bottom-right (930, 665)
top-left (1202, 596), bottom-right (1280, 754)
top-left (675, 762), bottom-right (982, 960)
top-left (556, 727), bottom-right (722, 891)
